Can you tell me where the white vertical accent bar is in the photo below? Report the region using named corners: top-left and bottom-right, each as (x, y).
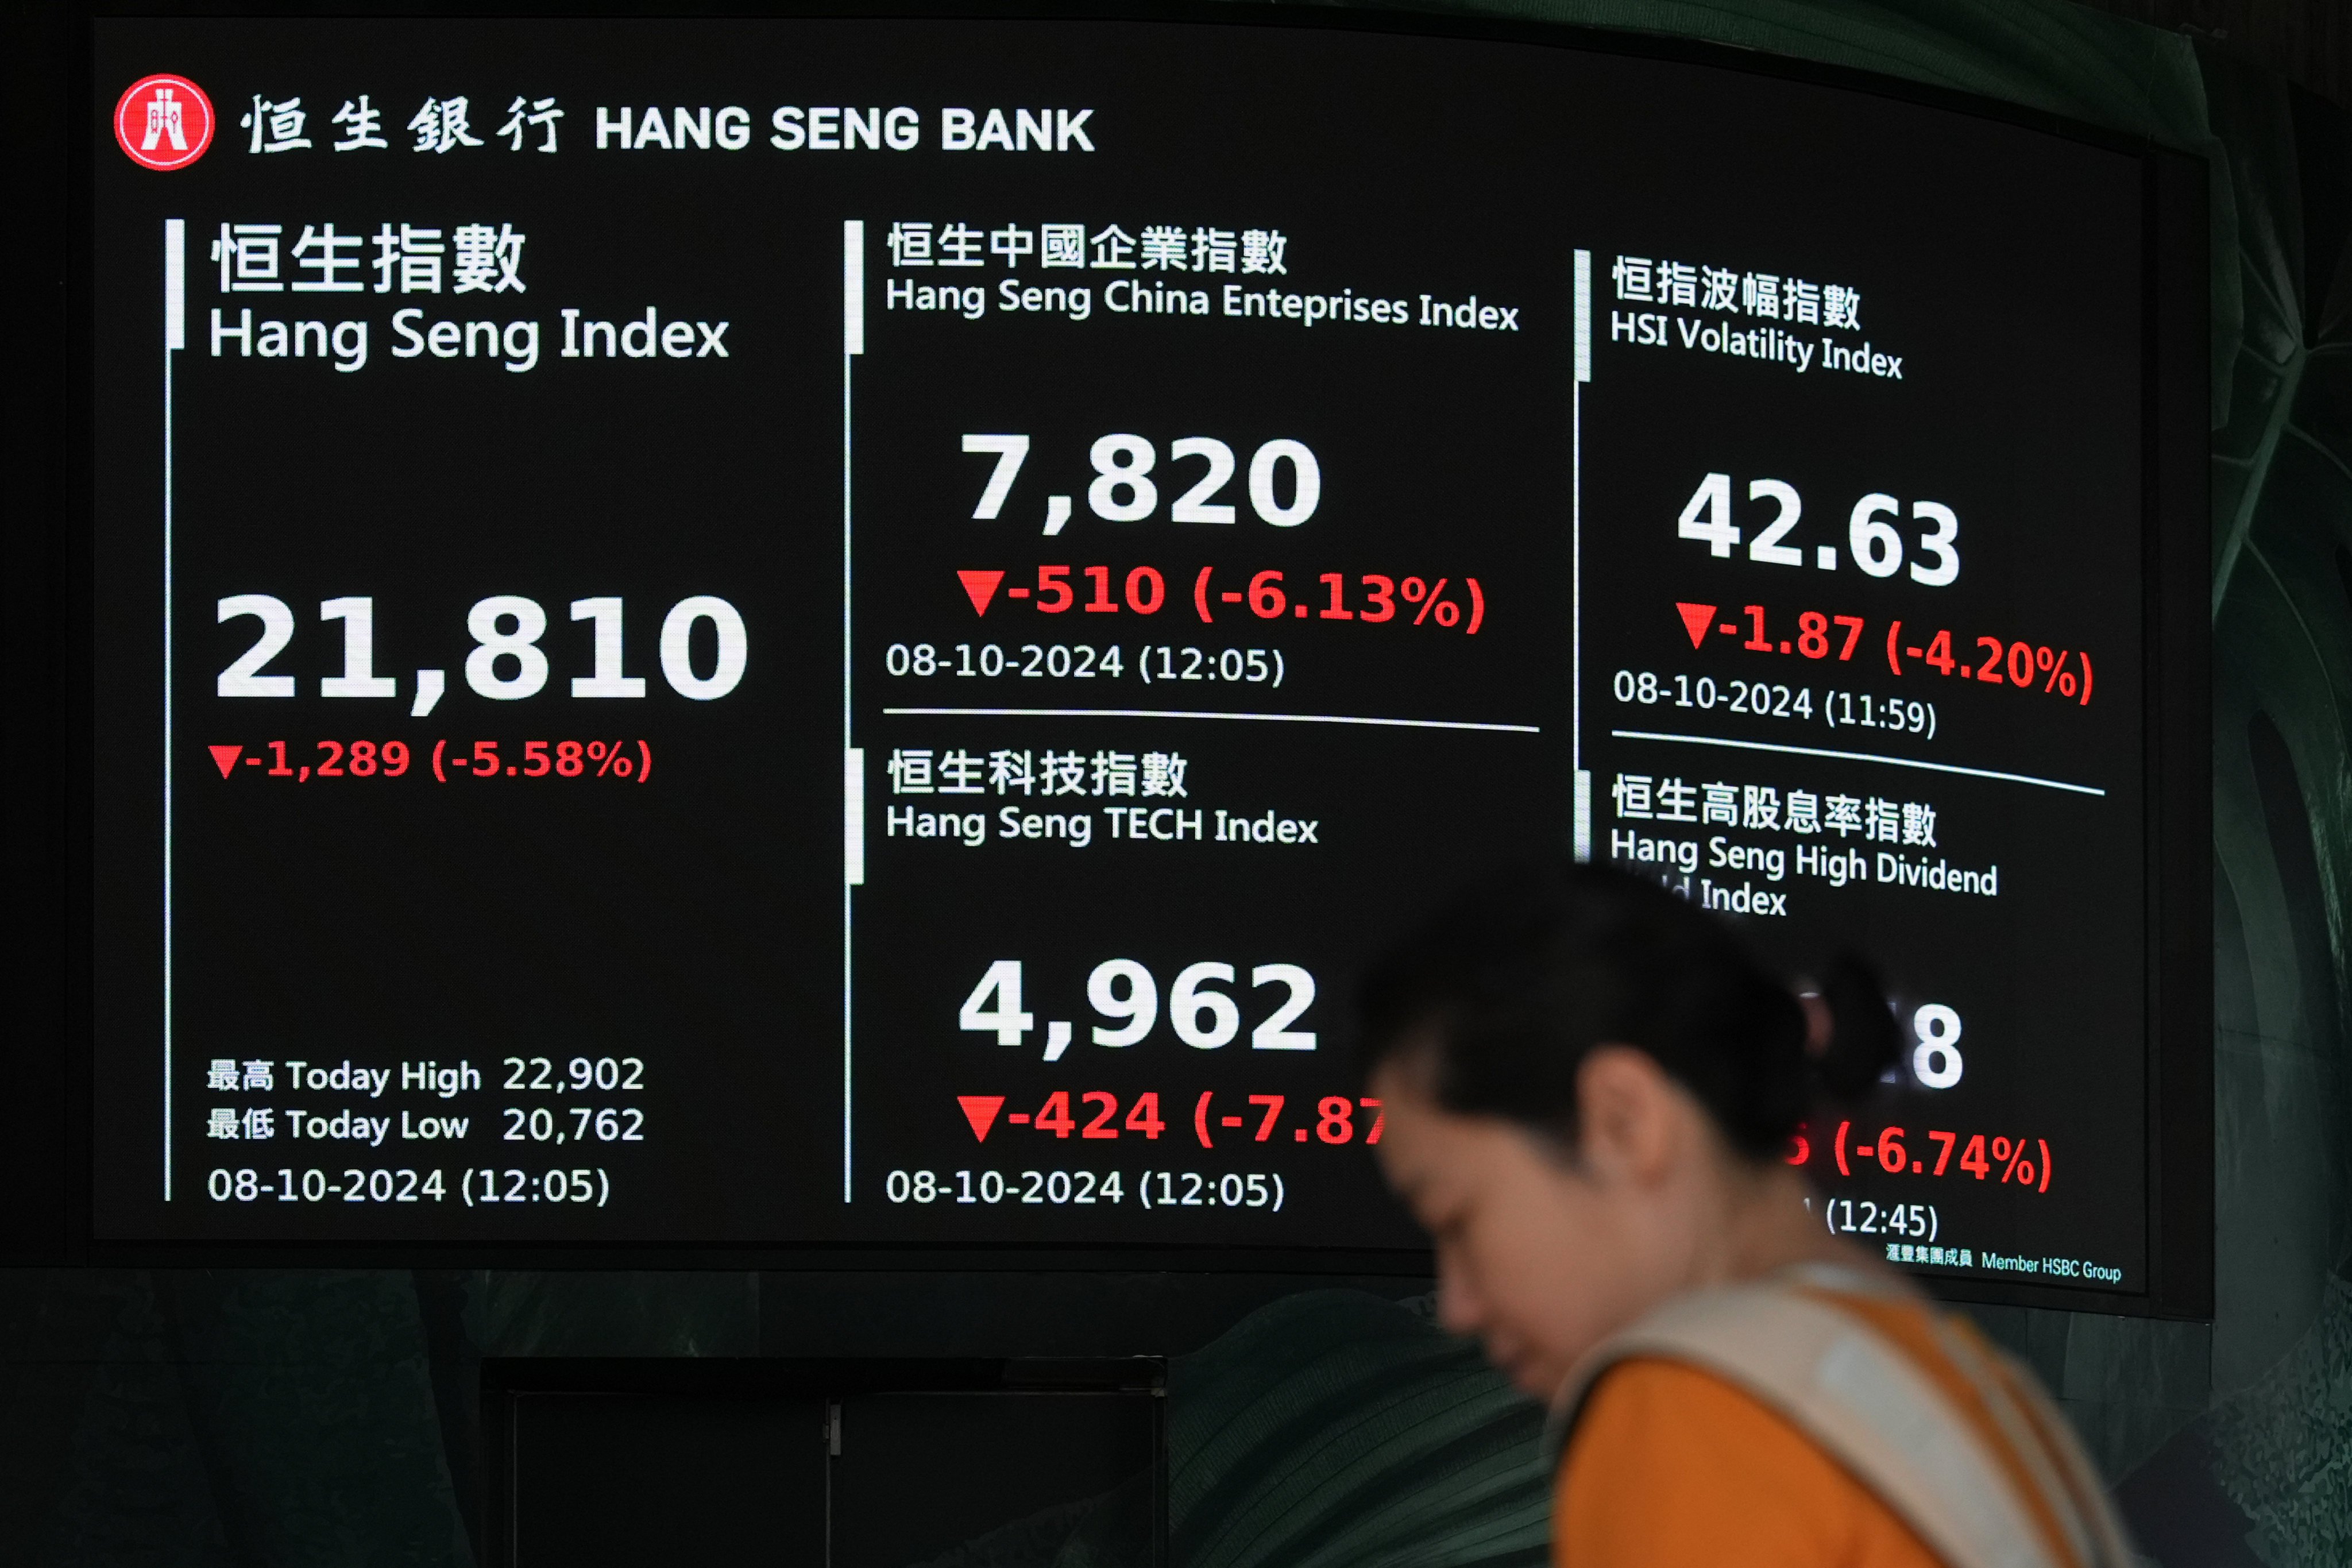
top-left (1573, 248), bottom-right (1592, 384)
top-left (842, 219), bottom-right (864, 356)
top-left (1571, 250), bottom-right (1590, 862)
top-left (164, 218), bottom-right (186, 350)
top-left (844, 749), bottom-right (865, 885)
top-left (842, 221), bottom-right (860, 1202)
top-left (163, 219), bottom-right (185, 1198)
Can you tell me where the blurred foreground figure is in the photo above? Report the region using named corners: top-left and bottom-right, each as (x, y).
top-left (1362, 860), bottom-right (2133, 1568)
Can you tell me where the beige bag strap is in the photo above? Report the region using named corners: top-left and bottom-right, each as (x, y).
top-left (1780, 1261), bottom-right (2131, 1567)
top-left (1551, 1283), bottom-right (2134, 1568)
top-left (1926, 1318), bottom-right (2138, 1568)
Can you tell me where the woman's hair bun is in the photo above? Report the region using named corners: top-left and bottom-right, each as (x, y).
top-left (1810, 952), bottom-right (1901, 1102)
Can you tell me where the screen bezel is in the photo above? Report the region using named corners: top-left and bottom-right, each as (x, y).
top-left (32, 0), bottom-right (2213, 1319)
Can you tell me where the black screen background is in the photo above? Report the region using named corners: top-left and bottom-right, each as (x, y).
top-left (86, 17), bottom-right (2163, 1287)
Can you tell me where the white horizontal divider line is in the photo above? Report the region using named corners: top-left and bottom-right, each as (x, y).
top-left (882, 706), bottom-right (1540, 734)
top-left (1608, 729), bottom-right (2106, 797)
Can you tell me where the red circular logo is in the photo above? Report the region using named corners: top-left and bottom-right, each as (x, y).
top-left (114, 75), bottom-right (214, 171)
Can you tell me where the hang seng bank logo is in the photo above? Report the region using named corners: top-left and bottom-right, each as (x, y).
top-left (115, 75), bottom-right (215, 171)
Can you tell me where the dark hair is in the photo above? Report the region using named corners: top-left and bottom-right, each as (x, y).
top-left (1357, 859), bottom-right (1898, 1161)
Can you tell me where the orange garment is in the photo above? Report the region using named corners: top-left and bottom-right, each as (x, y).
top-left (1554, 1289), bottom-right (2087, 1568)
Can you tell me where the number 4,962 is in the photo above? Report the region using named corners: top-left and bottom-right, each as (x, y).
top-left (960, 958), bottom-right (1315, 1059)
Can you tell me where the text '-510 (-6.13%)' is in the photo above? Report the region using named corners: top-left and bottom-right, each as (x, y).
top-left (958, 566), bottom-right (1485, 632)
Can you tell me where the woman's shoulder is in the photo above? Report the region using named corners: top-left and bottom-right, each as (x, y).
top-left (1556, 1355), bottom-right (1945, 1568)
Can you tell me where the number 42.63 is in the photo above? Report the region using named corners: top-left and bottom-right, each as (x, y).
top-left (1677, 473), bottom-right (1959, 586)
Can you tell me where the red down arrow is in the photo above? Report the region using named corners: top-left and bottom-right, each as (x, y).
top-left (957, 1095), bottom-right (1005, 1141)
top-left (957, 570), bottom-right (1005, 616)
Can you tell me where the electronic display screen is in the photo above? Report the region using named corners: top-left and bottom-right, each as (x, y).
top-left (87, 15), bottom-right (2205, 1298)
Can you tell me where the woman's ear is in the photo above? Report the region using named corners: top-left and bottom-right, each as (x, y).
top-left (1573, 1046), bottom-right (1686, 1188)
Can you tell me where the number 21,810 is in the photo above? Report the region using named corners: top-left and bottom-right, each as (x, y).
top-left (215, 594), bottom-right (748, 705)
